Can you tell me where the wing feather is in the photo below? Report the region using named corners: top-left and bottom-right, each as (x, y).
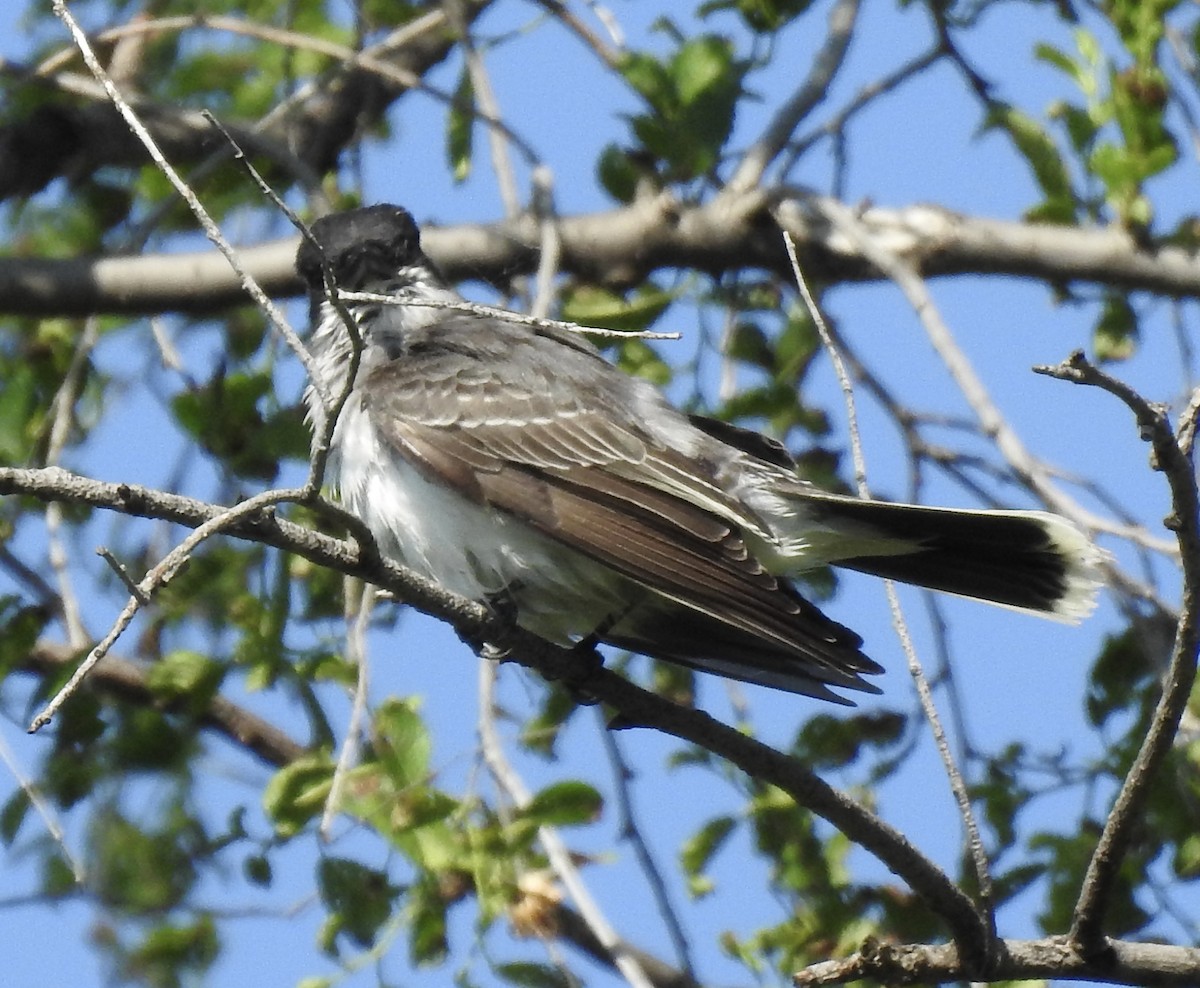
top-left (358, 318), bottom-right (881, 696)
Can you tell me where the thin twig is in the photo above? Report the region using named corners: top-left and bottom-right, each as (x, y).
top-left (1034, 353), bottom-right (1200, 955)
top-left (530, 164), bottom-right (562, 321)
top-left (477, 661), bottom-right (655, 988)
top-left (782, 233), bottom-right (866, 490)
top-left (148, 317), bottom-right (185, 372)
top-left (597, 718), bottom-right (696, 979)
top-left (450, 0), bottom-right (521, 216)
top-left (0, 544), bottom-right (61, 611)
top-left (1175, 382), bottom-right (1200, 455)
top-left (34, 8), bottom-right (542, 169)
top-left (528, 0), bottom-right (622, 69)
top-left (336, 291), bottom-right (681, 340)
top-left (197, 110), bottom-right (365, 495)
top-left (49, 0), bottom-right (323, 405)
top-left (782, 228), bottom-right (996, 961)
top-left (0, 730), bottom-right (85, 882)
top-left (727, 0), bottom-right (860, 193)
top-left (96, 547), bottom-right (148, 603)
top-left (29, 487), bottom-right (304, 732)
top-left (321, 581), bottom-right (374, 841)
top-left (41, 316), bottom-right (99, 649)
top-left (782, 46), bottom-right (942, 175)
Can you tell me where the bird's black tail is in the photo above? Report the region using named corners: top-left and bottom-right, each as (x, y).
top-left (783, 491), bottom-right (1104, 621)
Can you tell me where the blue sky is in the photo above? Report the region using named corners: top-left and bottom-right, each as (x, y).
top-left (1, 2), bottom-right (1193, 986)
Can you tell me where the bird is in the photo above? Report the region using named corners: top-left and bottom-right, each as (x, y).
top-left (296, 204), bottom-right (1103, 704)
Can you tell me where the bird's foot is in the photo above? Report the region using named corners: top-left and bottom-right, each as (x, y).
top-left (471, 587), bottom-right (522, 661)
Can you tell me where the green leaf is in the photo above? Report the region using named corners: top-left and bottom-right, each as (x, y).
top-left (0, 597), bottom-right (52, 678)
top-left (127, 916), bottom-right (219, 982)
top-left (597, 144), bottom-right (641, 203)
top-left (726, 321), bottom-right (774, 370)
top-left (680, 815), bottom-right (736, 896)
top-left (0, 363), bottom-right (36, 463)
top-left (521, 781), bottom-right (602, 827)
top-left (0, 789), bottom-right (30, 845)
top-left (1049, 101), bottom-right (1100, 156)
top-left (263, 754), bottom-right (334, 838)
top-left (495, 961), bottom-right (573, 988)
top-left (447, 66), bottom-right (474, 183)
top-left (372, 696), bottom-right (431, 786)
top-left (614, 338), bottom-right (673, 386)
top-left (519, 684), bottom-right (581, 757)
top-left (985, 104), bottom-right (1074, 213)
top-left (171, 370), bottom-right (282, 480)
top-left (1086, 626), bottom-right (1156, 724)
top-left (618, 51), bottom-right (673, 108)
top-left (1175, 833), bottom-right (1200, 879)
top-left (619, 35), bottom-right (743, 178)
top-left (88, 810), bottom-right (197, 913)
top-left (408, 874), bottom-right (449, 965)
top-left (317, 857), bottom-right (399, 949)
top-left (793, 711), bottom-right (905, 769)
top-left (699, 0), bottom-right (815, 33)
top-left (243, 853), bottom-right (273, 887)
top-left (672, 36), bottom-right (733, 107)
top-left (1034, 42), bottom-right (1085, 85)
top-left (145, 650), bottom-right (225, 704)
top-left (1092, 294), bottom-right (1138, 362)
top-left (559, 283), bottom-right (673, 332)
top-left (41, 852), bottom-right (77, 898)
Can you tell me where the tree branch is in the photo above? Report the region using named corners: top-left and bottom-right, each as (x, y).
top-left (5, 195), bottom-right (1200, 318)
top-left (727, 0), bottom-right (860, 192)
top-left (23, 640), bottom-right (307, 766)
top-left (793, 936), bottom-right (1200, 986)
top-left (1033, 353), bottom-right (1200, 956)
top-left (0, 462), bottom-right (980, 948)
top-left (0, 2), bottom-right (489, 197)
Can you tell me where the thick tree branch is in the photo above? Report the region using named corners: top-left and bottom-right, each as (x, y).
top-left (0, 463), bottom-right (982, 950)
top-left (23, 641), bottom-right (308, 766)
top-left (3, 195), bottom-right (1199, 317)
top-left (793, 936), bottom-right (1200, 986)
top-left (0, 2), bottom-right (489, 199)
top-left (22, 641), bottom-right (699, 988)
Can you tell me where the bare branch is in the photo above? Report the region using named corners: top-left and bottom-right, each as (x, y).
top-left (49, 0), bottom-right (321, 397)
top-left (784, 229), bottom-right (995, 961)
top-left (29, 484), bottom-right (308, 732)
top-left (1033, 354), bottom-right (1200, 956)
top-left (727, 0), bottom-right (860, 193)
top-left (478, 660), bottom-right (656, 988)
top-left (793, 936), bottom-right (1200, 986)
top-left (24, 640), bottom-right (308, 767)
top-left (320, 581), bottom-right (373, 841)
top-left (1, 3), bottom-right (491, 196)
top-left (598, 720), bottom-right (695, 979)
top-left (0, 462), bottom-right (980, 945)
top-left (528, 0), bottom-right (623, 69)
top-left (7, 195), bottom-right (1200, 318)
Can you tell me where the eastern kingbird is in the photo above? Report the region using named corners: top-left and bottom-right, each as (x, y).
top-left (297, 204), bottom-right (1102, 703)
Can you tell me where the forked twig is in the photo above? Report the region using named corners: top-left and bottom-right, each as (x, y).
top-left (780, 228), bottom-right (996, 959)
top-left (1034, 352), bottom-right (1200, 954)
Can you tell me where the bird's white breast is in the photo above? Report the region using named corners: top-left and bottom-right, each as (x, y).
top-left (329, 398), bottom-right (630, 644)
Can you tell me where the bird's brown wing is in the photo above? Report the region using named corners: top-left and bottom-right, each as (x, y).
top-left (362, 320), bottom-right (882, 699)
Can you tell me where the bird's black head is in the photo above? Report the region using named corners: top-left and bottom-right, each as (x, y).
top-left (295, 204), bottom-right (425, 293)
